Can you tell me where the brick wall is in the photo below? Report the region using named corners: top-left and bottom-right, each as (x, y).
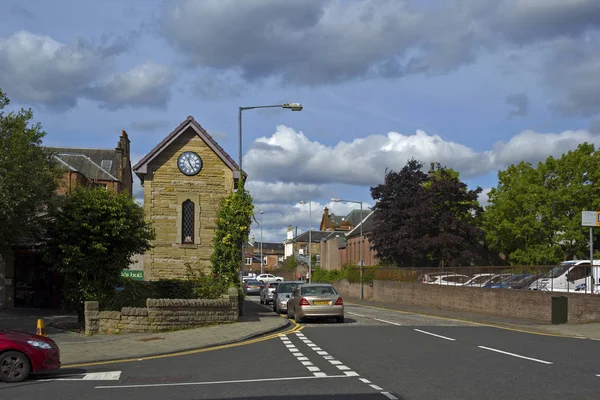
top-left (329, 279), bottom-right (600, 324)
top-left (84, 288), bottom-right (238, 335)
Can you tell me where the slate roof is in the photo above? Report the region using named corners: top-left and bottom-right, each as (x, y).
top-left (346, 211), bottom-right (375, 238)
top-left (345, 209), bottom-right (372, 227)
top-left (132, 116), bottom-right (245, 180)
top-left (45, 147), bottom-right (118, 177)
top-left (52, 154), bottom-right (118, 181)
top-left (294, 231), bottom-right (332, 243)
top-left (254, 242), bottom-right (285, 251)
top-left (325, 231), bottom-right (348, 240)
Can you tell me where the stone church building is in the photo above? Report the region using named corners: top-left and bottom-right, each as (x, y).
top-left (132, 116), bottom-right (244, 280)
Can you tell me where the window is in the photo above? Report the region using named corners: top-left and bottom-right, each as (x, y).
top-left (245, 258), bottom-right (252, 265)
top-left (182, 199), bottom-right (195, 244)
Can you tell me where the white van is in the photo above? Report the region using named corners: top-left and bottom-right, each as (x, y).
top-left (527, 260), bottom-right (600, 292)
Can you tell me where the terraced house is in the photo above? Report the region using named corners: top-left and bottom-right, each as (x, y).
top-left (133, 116), bottom-right (244, 281)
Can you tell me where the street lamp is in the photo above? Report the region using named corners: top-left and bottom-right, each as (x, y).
top-left (237, 103), bottom-right (303, 282)
top-left (331, 197), bottom-right (365, 299)
top-left (255, 207), bottom-right (264, 274)
top-left (299, 201), bottom-right (312, 283)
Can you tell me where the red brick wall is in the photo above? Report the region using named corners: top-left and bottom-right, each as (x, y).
top-left (328, 279), bottom-right (600, 324)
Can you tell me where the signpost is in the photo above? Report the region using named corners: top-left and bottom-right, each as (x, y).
top-left (581, 211), bottom-right (600, 294)
top-left (121, 270), bottom-right (144, 281)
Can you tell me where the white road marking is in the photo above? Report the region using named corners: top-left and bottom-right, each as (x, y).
top-left (478, 346), bottom-right (553, 365)
top-left (297, 356), bottom-right (309, 361)
top-left (344, 371), bottom-right (359, 377)
top-left (414, 329), bottom-right (456, 341)
top-left (96, 374), bottom-right (352, 389)
top-left (370, 384), bottom-right (383, 391)
top-left (381, 392), bottom-right (399, 399)
top-left (323, 355), bottom-right (334, 360)
top-left (336, 365), bottom-right (351, 371)
top-left (301, 361), bottom-right (314, 366)
top-left (347, 312), bottom-right (366, 317)
top-left (359, 378), bottom-right (371, 384)
top-left (314, 347), bottom-right (323, 351)
top-left (307, 366), bottom-right (321, 372)
top-left (317, 351), bottom-right (329, 356)
top-left (49, 371), bottom-right (122, 381)
top-left (374, 318), bottom-right (403, 326)
top-left (329, 360), bottom-right (342, 365)
top-left (314, 372), bottom-right (327, 377)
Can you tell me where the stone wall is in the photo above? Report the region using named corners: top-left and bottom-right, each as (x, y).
top-left (330, 279), bottom-right (600, 324)
top-left (85, 288), bottom-right (239, 335)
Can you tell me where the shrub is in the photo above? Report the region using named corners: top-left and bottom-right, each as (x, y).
top-left (185, 263), bottom-right (227, 299)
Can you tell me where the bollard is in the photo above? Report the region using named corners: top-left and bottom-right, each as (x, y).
top-left (36, 319), bottom-right (47, 336)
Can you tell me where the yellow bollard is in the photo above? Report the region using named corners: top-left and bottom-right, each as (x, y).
top-left (36, 319), bottom-right (47, 336)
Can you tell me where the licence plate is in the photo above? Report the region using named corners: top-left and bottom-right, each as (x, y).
top-left (313, 301), bottom-right (330, 305)
top-left (251, 286), bottom-right (258, 289)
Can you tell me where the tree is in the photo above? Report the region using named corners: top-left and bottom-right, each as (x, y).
top-left (211, 181), bottom-right (254, 286)
top-left (484, 143), bottom-right (600, 264)
top-left (43, 186), bottom-right (155, 320)
top-left (0, 89), bottom-right (62, 256)
top-left (368, 159), bottom-right (483, 267)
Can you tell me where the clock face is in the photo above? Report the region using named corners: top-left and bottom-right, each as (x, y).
top-left (177, 151), bottom-right (203, 176)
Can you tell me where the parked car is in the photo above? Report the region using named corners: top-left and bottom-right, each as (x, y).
top-left (244, 280), bottom-right (263, 295)
top-left (260, 282), bottom-right (280, 305)
top-left (287, 284), bottom-right (344, 323)
top-left (272, 281), bottom-right (303, 314)
top-left (255, 273), bottom-right (284, 283)
top-left (528, 260), bottom-right (600, 291)
top-left (486, 274), bottom-right (531, 289)
top-left (461, 273), bottom-right (496, 287)
top-left (427, 274), bottom-right (470, 285)
top-left (0, 329), bottom-right (61, 383)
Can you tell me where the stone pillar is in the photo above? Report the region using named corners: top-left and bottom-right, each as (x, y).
top-left (84, 301), bottom-right (100, 335)
top-left (228, 287), bottom-right (241, 319)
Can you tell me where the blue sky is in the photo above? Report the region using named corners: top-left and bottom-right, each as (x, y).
top-left (1, 0), bottom-right (599, 242)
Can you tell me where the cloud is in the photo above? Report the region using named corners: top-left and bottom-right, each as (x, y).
top-left (250, 200), bottom-right (369, 243)
top-left (244, 125), bottom-right (600, 186)
top-left (9, 6), bottom-right (35, 18)
top-left (505, 92), bottom-right (529, 118)
top-left (478, 188), bottom-right (492, 207)
top-left (0, 31), bottom-right (106, 110)
top-left (160, 0), bottom-right (600, 87)
top-left (547, 37), bottom-right (600, 117)
top-left (590, 119), bottom-right (600, 134)
top-left (247, 181), bottom-right (326, 204)
top-left (193, 73), bottom-right (243, 99)
top-left (130, 120), bottom-right (171, 132)
top-left (86, 62), bottom-right (174, 110)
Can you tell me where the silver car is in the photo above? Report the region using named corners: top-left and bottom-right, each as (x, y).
top-left (259, 281), bottom-right (280, 305)
top-left (287, 284), bottom-right (344, 323)
top-left (272, 281), bottom-right (302, 314)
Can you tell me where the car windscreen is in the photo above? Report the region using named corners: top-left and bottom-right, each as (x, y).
top-left (276, 283), bottom-right (296, 293)
top-left (545, 265), bottom-right (570, 278)
top-left (301, 286), bottom-right (338, 296)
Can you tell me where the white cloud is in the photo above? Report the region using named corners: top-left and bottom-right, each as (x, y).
top-left (247, 181), bottom-right (326, 204)
top-left (250, 200), bottom-right (369, 243)
top-left (86, 62), bottom-right (174, 110)
top-left (0, 31), bottom-right (105, 110)
top-left (478, 188), bottom-right (492, 207)
top-left (245, 125), bottom-right (600, 186)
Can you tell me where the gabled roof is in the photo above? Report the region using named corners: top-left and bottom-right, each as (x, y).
top-left (345, 209), bottom-right (371, 227)
top-left (254, 242), bottom-right (285, 251)
top-left (346, 210), bottom-right (375, 238)
top-left (325, 231), bottom-right (348, 240)
top-left (132, 116), bottom-right (245, 180)
top-left (45, 147), bottom-right (119, 177)
top-left (52, 154), bottom-right (119, 181)
top-left (294, 230), bottom-right (332, 243)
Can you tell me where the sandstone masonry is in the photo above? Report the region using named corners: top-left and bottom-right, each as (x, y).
top-left (84, 288), bottom-right (239, 335)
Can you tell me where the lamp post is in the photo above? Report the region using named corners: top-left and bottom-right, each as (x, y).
top-left (257, 208), bottom-right (264, 274)
top-left (300, 201), bottom-right (312, 283)
top-left (237, 103), bottom-right (303, 282)
top-left (331, 198), bottom-right (364, 299)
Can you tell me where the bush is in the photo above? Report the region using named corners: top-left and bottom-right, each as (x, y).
top-left (101, 278), bottom-right (196, 310)
top-left (185, 263), bottom-right (227, 299)
top-left (311, 268), bottom-right (346, 283)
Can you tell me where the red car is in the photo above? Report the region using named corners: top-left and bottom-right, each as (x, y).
top-left (0, 330), bottom-right (61, 383)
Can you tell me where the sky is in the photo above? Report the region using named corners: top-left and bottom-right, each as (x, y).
top-left (1, 0), bottom-right (600, 244)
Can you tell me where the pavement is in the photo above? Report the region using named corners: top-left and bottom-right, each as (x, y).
top-left (0, 299), bottom-right (292, 366)
top-left (3, 298), bottom-right (600, 399)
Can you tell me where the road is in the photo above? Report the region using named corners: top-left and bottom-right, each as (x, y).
top-left (3, 297), bottom-right (600, 399)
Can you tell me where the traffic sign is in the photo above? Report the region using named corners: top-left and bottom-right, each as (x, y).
top-left (581, 211), bottom-right (600, 227)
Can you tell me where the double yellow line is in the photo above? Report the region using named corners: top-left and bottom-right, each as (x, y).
top-left (62, 317), bottom-right (303, 369)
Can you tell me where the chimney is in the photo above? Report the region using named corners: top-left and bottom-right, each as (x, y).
top-left (287, 225), bottom-right (293, 240)
top-left (251, 234), bottom-right (255, 245)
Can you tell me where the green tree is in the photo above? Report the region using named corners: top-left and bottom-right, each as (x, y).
top-left (0, 89), bottom-right (62, 256)
top-left (43, 186), bottom-right (155, 320)
top-left (281, 255), bottom-right (298, 272)
top-left (211, 181), bottom-right (254, 286)
top-left (484, 143), bottom-right (600, 264)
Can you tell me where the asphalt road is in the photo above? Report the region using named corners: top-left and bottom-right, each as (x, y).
top-left (3, 296), bottom-right (600, 399)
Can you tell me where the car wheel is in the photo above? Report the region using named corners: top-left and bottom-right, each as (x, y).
top-left (259, 296), bottom-right (264, 304)
top-left (336, 316), bottom-right (345, 324)
top-left (276, 279), bottom-right (282, 282)
top-left (0, 351), bottom-right (31, 383)
top-left (294, 313), bottom-right (303, 324)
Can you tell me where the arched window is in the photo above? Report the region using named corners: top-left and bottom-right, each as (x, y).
top-left (182, 199), bottom-right (195, 244)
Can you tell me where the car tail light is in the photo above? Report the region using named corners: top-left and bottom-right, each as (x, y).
top-left (260, 285), bottom-right (264, 289)
top-left (335, 297), bottom-right (343, 305)
top-left (246, 285), bottom-right (251, 289)
top-left (299, 298), bottom-right (310, 306)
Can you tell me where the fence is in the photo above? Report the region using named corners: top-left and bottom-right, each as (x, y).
top-left (330, 264), bottom-right (600, 294)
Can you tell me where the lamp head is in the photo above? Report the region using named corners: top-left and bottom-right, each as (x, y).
top-left (282, 103), bottom-right (303, 111)
top-left (331, 198), bottom-right (341, 202)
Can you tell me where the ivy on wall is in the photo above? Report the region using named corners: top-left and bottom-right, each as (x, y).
top-left (211, 180), bottom-right (254, 286)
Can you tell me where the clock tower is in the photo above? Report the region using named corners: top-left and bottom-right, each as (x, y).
top-left (133, 116), bottom-right (245, 280)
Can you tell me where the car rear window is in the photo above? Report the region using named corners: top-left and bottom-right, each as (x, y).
top-left (301, 286), bottom-right (338, 296)
top-left (269, 282), bottom-right (279, 288)
top-left (247, 280), bottom-right (260, 285)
